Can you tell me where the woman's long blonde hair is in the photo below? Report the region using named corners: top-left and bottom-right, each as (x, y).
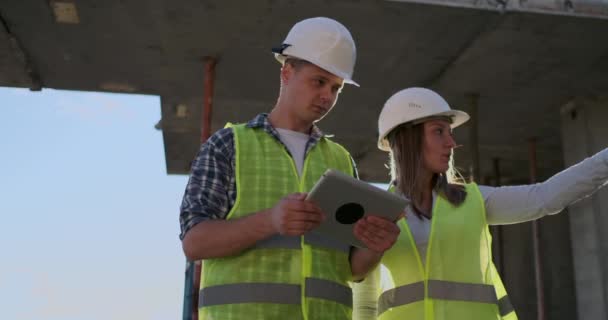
top-left (387, 120), bottom-right (466, 218)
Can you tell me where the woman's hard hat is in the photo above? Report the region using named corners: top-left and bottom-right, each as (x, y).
top-left (272, 17), bottom-right (358, 86)
top-left (377, 87), bottom-right (470, 151)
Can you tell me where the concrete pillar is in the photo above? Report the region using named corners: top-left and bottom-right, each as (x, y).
top-left (560, 96), bottom-right (608, 320)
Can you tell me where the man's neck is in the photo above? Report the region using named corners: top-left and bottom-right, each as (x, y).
top-left (268, 106), bottom-right (312, 134)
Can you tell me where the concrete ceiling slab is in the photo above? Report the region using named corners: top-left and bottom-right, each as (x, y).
top-left (2, 0), bottom-right (607, 183)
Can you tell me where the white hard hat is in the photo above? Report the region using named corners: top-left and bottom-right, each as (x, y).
top-left (272, 17), bottom-right (358, 86)
top-left (377, 87), bottom-right (470, 151)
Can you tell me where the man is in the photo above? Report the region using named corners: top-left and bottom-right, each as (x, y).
top-left (180, 17), bottom-right (399, 320)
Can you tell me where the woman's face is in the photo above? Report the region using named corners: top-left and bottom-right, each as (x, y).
top-left (421, 119), bottom-right (456, 174)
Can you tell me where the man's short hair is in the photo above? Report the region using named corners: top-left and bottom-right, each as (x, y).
top-left (284, 57), bottom-right (313, 71)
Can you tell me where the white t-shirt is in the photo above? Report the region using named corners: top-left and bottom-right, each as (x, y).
top-left (275, 128), bottom-right (309, 176)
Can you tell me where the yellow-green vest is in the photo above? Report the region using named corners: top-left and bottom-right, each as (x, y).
top-left (198, 123), bottom-right (355, 320)
top-left (378, 183), bottom-right (517, 320)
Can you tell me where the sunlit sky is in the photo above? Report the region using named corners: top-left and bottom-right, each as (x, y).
top-left (0, 87), bottom-right (189, 319)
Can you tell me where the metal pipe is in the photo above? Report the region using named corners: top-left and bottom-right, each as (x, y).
top-left (201, 56), bottom-right (217, 143)
top-left (468, 93), bottom-right (480, 182)
top-left (189, 56), bottom-right (217, 319)
top-left (529, 138), bottom-right (546, 320)
top-left (492, 157), bottom-right (505, 275)
top-left (182, 260), bottom-right (199, 320)
top-left (192, 260), bottom-right (201, 320)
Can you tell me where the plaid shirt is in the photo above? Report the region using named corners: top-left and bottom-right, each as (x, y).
top-left (179, 113), bottom-right (358, 239)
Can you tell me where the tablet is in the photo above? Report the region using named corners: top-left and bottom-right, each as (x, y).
top-left (306, 169), bottom-right (410, 248)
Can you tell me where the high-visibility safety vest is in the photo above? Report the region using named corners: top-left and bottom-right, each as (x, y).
top-left (379, 183), bottom-right (517, 320)
top-left (198, 123), bottom-right (355, 320)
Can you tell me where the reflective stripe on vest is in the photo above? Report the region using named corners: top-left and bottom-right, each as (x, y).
top-left (199, 278), bottom-right (352, 307)
top-left (498, 295), bottom-right (515, 316)
top-left (378, 282), bottom-right (425, 315)
top-left (428, 280), bottom-right (497, 304)
top-left (378, 280), bottom-right (499, 315)
top-left (253, 234), bottom-right (350, 254)
top-left (304, 233), bottom-right (350, 253)
top-left (305, 277), bottom-right (353, 306)
top-left (253, 235), bottom-right (301, 249)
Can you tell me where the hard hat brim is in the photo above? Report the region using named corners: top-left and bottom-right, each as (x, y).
top-left (377, 109), bottom-right (470, 151)
top-left (274, 53), bottom-right (359, 87)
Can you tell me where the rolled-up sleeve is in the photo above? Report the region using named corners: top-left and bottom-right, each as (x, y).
top-left (179, 128), bottom-right (235, 239)
top-left (353, 266), bottom-right (380, 320)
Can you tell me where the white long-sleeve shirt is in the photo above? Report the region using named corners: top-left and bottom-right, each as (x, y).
top-left (353, 147), bottom-right (608, 320)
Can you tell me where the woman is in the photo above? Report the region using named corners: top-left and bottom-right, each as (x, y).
top-left (366, 87), bottom-right (608, 320)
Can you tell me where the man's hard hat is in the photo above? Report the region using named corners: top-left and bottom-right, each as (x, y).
top-left (272, 17), bottom-right (358, 86)
top-left (377, 87), bottom-right (470, 151)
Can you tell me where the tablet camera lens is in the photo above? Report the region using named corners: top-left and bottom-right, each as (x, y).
top-left (335, 203), bottom-right (364, 224)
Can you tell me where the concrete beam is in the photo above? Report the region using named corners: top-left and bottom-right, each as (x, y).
top-left (388, 0), bottom-right (608, 20)
top-left (0, 9), bottom-right (41, 90)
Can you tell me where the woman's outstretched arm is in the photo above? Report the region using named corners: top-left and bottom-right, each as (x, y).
top-left (481, 148), bottom-right (608, 225)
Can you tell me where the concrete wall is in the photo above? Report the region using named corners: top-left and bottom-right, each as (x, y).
top-left (560, 96), bottom-right (608, 320)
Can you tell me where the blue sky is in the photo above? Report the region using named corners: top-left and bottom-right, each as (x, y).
top-left (0, 87), bottom-right (189, 319)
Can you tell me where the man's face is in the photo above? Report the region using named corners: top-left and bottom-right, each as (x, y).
top-left (281, 62), bottom-right (345, 123)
